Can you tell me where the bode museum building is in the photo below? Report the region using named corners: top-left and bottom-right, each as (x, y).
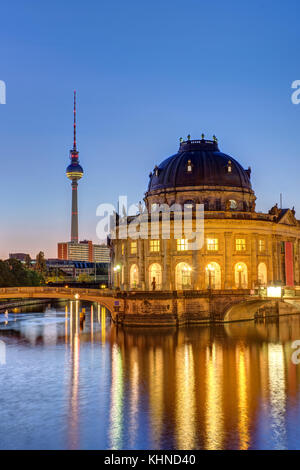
top-left (111, 136), bottom-right (300, 291)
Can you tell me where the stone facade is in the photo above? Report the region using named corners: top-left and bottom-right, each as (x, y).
top-left (111, 138), bottom-right (300, 292)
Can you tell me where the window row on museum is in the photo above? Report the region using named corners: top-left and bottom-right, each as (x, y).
top-left (121, 238), bottom-right (267, 254)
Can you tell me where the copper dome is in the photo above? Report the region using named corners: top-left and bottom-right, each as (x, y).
top-left (147, 139), bottom-right (252, 193)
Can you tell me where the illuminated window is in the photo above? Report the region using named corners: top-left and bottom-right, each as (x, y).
top-left (175, 262), bottom-right (192, 289)
top-left (121, 244), bottom-right (125, 255)
top-left (230, 199), bottom-right (237, 209)
top-left (177, 239), bottom-right (189, 251)
top-left (150, 240), bottom-right (160, 252)
top-left (258, 239), bottom-right (265, 252)
top-left (258, 262), bottom-right (267, 285)
top-left (207, 238), bottom-right (219, 251)
top-left (234, 262), bottom-right (248, 288)
top-left (187, 159), bottom-right (193, 172)
top-left (236, 238), bottom-right (246, 251)
top-left (149, 263), bottom-right (162, 290)
top-left (130, 241), bottom-right (137, 254)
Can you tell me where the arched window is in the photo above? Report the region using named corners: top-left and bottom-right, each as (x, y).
top-left (234, 262), bottom-right (248, 289)
top-left (149, 263), bottom-right (162, 290)
top-left (258, 262), bottom-right (267, 286)
top-left (175, 262), bottom-right (192, 290)
top-left (205, 262), bottom-right (221, 289)
top-left (130, 264), bottom-right (139, 289)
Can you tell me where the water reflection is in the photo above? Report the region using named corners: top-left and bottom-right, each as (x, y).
top-left (205, 343), bottom-right (224, 449)
top-left (109, 344), bottom-right (124, 449)
top-left (1, 304), bottom-right (300, 449)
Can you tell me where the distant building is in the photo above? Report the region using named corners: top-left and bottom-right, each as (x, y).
top-left (9, 253), bottom-right (30, 262)
top-left (57, 240), bottom-right (110, 263)
top-left (47, 259), bottom-right (110, 283)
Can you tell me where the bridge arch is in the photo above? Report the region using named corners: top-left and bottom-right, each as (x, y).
top-left (0, 286), bottom-right (119, 317)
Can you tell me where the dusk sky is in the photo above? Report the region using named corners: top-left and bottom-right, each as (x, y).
top-left (1, 0), bottom-right (300, 259)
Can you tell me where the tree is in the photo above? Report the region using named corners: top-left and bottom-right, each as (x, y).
top-left (0, 259), bottom-right (45, 287)
top-left (35, 251), bottom-right (46, 274)
top-left (24, 254), bottom-right (32, 269)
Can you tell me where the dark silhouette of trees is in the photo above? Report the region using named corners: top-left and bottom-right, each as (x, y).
top-left (0, 259), bottom-right (44, 287)
top-left (35, 251), bottom-right (46, 274)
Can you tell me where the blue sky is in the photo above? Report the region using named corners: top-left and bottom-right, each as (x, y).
top-left (1, 0), bottom-right (300, 258)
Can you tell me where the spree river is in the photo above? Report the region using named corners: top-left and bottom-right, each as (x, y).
top-left (1, 301), bottom-right (300, 450)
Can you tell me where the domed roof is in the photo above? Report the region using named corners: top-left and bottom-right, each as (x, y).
top-left (147, 138), bottom-right (252, 193)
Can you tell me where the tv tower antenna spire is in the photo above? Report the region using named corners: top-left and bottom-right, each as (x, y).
top-left (73, 90), bottom-right (77, 151)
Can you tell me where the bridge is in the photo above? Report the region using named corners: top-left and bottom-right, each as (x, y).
top-left (0, 286), bottom-right (300, 326)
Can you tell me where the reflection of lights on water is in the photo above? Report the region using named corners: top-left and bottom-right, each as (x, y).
top-left (129, 347), bottom-right (139, 447)
top-left (68, 323), bottom-right (80, 450)
top-left (101, 307), bottom-right (106, 343)
top-left (149, 347), bottom-right (163, 447)
top-left (109, 344), bottom-right (124, 449)
top-left (268, 344), bottom-right (287, 449)
top-left (70, 301), bottom-right (73, 346)
top-left (65, 304), bottom-right (68, 344)
top-left (176, 344), bottom-right (195, 449)
top-left (237, 346), bottom-right (249, 449)
top-left (66, 297), bottom-right (81, 450)
top-left (75, 301), bottom-right (79, 336)
top-left (91, 305), bottom-right (94, 342)
top-left (205, 344), bottom-right (224, 450)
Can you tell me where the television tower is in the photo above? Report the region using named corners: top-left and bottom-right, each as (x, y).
top-left (66, 91), bottom-right (83, 243)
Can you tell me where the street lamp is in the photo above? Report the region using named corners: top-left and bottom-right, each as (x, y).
top-left (113, 264), bottom-right (121, 288)
top-left (237, 264), bottom-right (243, 289)
top-left (206, 263), bottom-right (215, 289)
top-left (74, 293), bottom-right (80, 300)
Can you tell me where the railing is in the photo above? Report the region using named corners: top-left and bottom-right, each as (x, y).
top-left (0, 286), bottom-right (116, 297)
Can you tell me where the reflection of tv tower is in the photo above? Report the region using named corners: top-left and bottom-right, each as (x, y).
top-left (66, 91), bottom-right (84, 243)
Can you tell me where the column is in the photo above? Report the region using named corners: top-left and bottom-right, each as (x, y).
top-left (250, 234), bottom-right (258, 289)
top-left (224, 232), bottom-right (233, 289)
top-left (138, 239), bottom-right (145, 290)
top-left (123, 240), bottom-right (129, 290)
top-left (162, 239), bottom-right (171, 290)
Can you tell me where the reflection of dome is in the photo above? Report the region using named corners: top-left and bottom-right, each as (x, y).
top-left (147, 139), bottom-right (252, 193)
top-left (66, 162), bottom-right (83, 180)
